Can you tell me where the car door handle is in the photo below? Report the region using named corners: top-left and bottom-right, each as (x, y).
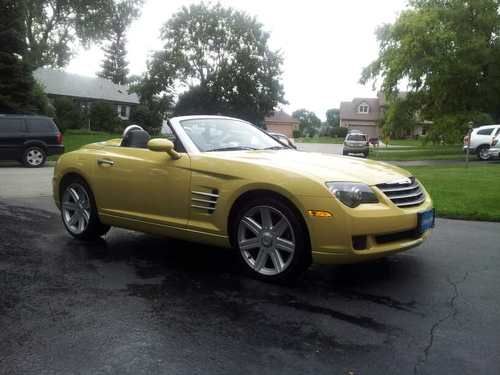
top-left (97, 159), bottom-right (114, 166)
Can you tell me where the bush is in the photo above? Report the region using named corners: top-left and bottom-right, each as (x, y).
top-left (426, 112), bottom-right (494, 144)
top-left (53, 97), bottom-right (86, 132)
top-left (89, 102), bottom-right (121, 132)
top-left (32, 83), bottom-right (54, 117)
top-left (333, 127), bottom-right (348, 138)
top-left (130, 104), bottom-right (163, 134)
top-left (292, 130), bottom-right (301, 138)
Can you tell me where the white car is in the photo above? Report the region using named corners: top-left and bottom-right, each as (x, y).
top-left (463, 125), bottom-right (500, 160)
top-left (488, 135), bottom-right (500, 159)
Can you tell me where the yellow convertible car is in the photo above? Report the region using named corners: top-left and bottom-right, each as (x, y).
top-left (53, 115), bottom-right (434, 282)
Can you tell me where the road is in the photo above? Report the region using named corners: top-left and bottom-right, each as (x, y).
top-left (1, 165), bottom-right (500, 375)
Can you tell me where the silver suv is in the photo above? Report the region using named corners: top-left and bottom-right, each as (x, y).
top-left (343, 132), bottom-right (369, 158)
top-left (463, 125), bottom-right (500, 160)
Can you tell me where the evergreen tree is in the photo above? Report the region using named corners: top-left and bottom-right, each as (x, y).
top-left (98, 1), bottom-right (140, 84)
top-left (0, 0), bottom-right (34, 113)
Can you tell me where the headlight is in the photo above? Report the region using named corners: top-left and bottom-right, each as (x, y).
top-left (326, 182), bottom-right (379, 208)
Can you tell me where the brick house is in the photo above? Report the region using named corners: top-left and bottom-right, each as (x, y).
top-left (264, 110), bottom-right (299, 138)
top-left (34, 68), bottom-right (139, 120)
top-left (340, 92), bottom-right (424, 139)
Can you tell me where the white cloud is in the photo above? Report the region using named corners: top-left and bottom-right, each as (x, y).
top-left (66, 0), bottom-right (407, 120)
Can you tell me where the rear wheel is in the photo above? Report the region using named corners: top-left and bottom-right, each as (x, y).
top-left (477, 145), bottom-right (490, 161)
top-left (60, 177), bottom-right (110, 240)
top-left (363, 152), bottom-right (369, 158)
top-left (23, 146), bottom-right (46, 167)
top-left (233, 196), bottom-right (311, 283)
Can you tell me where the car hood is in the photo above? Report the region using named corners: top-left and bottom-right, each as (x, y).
top-left (209, 150), bottom-right (412, 185)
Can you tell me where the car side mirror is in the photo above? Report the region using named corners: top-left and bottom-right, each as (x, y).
top-left (147, 138), bottom-right (181, 160)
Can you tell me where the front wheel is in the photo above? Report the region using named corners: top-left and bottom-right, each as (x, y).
top-left (477, 145), bottom-right (490, 161)
top-left (233, 196), bottom-right (311, 283)
top-left (61, 178), bottom-right (110, 240)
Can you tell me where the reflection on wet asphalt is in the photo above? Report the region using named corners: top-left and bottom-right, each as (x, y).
top-left (0, 202), bottom-right (499, 375)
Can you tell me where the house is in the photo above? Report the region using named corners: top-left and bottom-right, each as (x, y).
top-left (339, 97), bottom-right (381, 138)
top-left (34, 68), bottom-right (139, 120)
top-left (264, 110), bottom-right (299, 138)
top-left (340, 92), bottom-right (425, 139)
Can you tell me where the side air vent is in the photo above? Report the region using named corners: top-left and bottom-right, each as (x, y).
top-left (191, 190), bottom-right (219, 213)
top-left (376, 177), bottom-right (425, 208)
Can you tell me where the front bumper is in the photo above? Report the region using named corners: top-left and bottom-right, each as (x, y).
top-left (343, 146), bottom-right (369, 154)
top-left (488, 146), bottom-right (500, 158)
top-left (300, 188), bottom-right (433, 264)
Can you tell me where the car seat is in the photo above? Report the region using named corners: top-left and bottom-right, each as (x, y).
top-left (121, 125), bottom-right (151, 148)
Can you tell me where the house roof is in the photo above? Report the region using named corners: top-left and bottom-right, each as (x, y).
top-left (264, 110), bottom-right (299, 124)
top-left (340, 98), bottom-right (380, 121)
top-left (34, 68), bottom-right (140, 105)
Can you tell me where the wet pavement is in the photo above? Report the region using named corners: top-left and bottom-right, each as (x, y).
top-left (0, 200), bottom-right (499, 374)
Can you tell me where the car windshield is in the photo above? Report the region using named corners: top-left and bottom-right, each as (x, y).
top-left (179, 118), bottom-right (284, 152)
top-left (347, 134), bottom-right (367, 141)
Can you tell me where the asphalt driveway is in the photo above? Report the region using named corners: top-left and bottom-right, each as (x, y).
top-left (1, 166), bottom-right (499, 375)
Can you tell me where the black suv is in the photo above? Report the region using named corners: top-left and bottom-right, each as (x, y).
top-left (0, 114), bottom-right (64, 167)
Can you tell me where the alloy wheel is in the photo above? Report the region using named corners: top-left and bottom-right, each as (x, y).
top-left (479, 146), bottom-right (490, 160)
top-left (62, 183), bottom-right (91, 235)
top-left (26, 149), bottom-right (44, 166)
top-left (237, 205), bottom-right (296, 276)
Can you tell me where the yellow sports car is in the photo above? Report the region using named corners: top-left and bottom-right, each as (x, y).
top-left (53, 115), bottom-right (434, 282)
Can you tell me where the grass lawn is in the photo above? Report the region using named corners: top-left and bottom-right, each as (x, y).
top-left (370, 145), bottom-right (464, 161)
top-left (49, 130), bottom-right (119, 160)
top-left (296, 136), bottom-right (344, 144)
top-left (407, 164), bottom-right (500, 221)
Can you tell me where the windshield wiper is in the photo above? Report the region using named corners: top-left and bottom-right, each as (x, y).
top-left (206, 146), bottom-right (258, 152)
top-left (262, 146), bottom-right (287, 150)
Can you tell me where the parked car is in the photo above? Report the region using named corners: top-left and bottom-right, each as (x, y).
top-left (463, 124), bottom-right (500, 161)
top-left (0, 114), bottom-right (64, 167)
top-left (267, 131), bottom-right (297, 149)
top-left (488, 135), bottom-right (500, 159)
top-left (343, 132), bottom-right (369, 158)
top-left (53, 115), bottom-right (434, 282)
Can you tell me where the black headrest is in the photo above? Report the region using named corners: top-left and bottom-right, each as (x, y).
top-left (121, 129), bottom-right (151, 148)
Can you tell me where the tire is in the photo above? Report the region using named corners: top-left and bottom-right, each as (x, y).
top-left (363, 152), bottom-right (369, 158)
top-left (60, 176), bottom-right (110, 241)
top-left (477, 145), bottom-right (491, 161)
top-left (342, 151), bottom-right (348, 156)
top-left (23, 146), bottom-right (46, 167)
top-left (232, 195), bottom-right (311, 283)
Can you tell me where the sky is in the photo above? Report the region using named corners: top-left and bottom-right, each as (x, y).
top-left (67, 0), bottom-right (408, 120)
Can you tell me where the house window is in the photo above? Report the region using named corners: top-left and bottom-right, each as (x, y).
top-left (120, 105), bottom-right (127, 118)
top-left (358, 103), bottom-right (369, 113)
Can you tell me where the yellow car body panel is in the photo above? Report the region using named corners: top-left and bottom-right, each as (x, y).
top-left (53, 138), bottom-right (433, 264)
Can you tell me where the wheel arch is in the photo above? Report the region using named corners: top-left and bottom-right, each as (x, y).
top-left (57, 170), bottom-right (95, 207)
top-left (226, 188), bottom-right (311, 251)
top-left (23, 140), bottom-right (48, 151)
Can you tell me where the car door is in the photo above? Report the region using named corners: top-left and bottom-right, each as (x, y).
top-left (0, 117), bottom-right (26, 160)
top-left (91, 144), bottom-right (191, 228)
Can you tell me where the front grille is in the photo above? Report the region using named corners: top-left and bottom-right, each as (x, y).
top-left (376, 177), bottom-right (425, 208)
top-left (375, 229), bottom-right (418, 244)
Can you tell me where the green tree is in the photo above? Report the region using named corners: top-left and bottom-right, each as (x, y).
top-left (325, 108), bottom-right (340, 128)
top-left (53, 97), bottom-right (86, 131)
top-left (89, 102), bottom-right (121, 132)
top-left (24, 0), bottom-right (124, 68)
top-left (149, 3), bottom-right (285, 125)
top-left (98, 0), bottom-right (141, 84)
top-left (292, 109), bottom-right (321, 137)
top-left (361, 0), bottom-right (500, 141)
top-left (128, 73), bottom-right (172, 131)
top-left (0, 0), bottom-right (34, 113)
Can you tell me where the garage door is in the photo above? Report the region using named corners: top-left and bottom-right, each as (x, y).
top-left (348, 125), bottom-right (378, 139)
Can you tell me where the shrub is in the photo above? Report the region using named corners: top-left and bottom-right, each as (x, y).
top-left (32, 82), bottom-right (54, 117)
top-left (292, 130), bottom-right (301, 138)
top-left (89, 102), bottom-right (121, 132)
top-left (53, 97), bottom-right (86, 132)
